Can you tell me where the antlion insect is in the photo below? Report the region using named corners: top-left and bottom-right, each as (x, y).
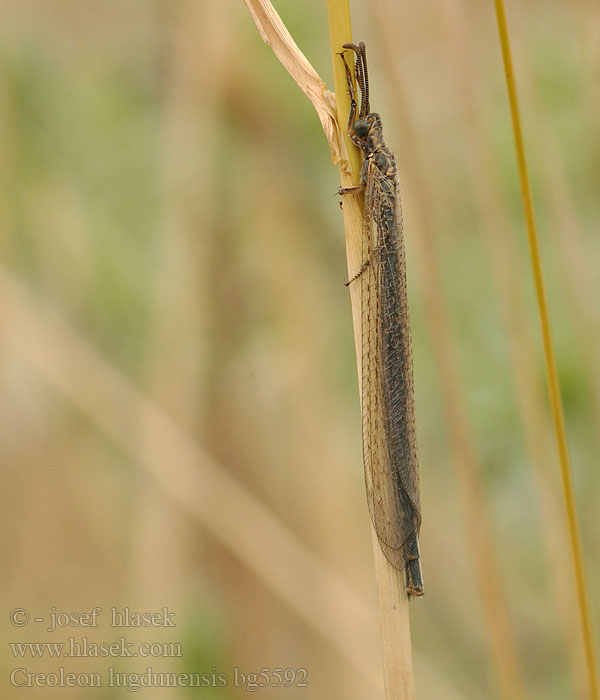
top-left (340, 42), bottom-right (423, 597)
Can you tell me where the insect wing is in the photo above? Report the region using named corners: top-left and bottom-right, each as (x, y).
top-left (361, 159), bottom-right (421, 571)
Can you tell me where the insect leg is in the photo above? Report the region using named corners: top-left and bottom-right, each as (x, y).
top-left (339, 50), bottom-right (358, 139)
top-left (346, 160), bottom-right (377, 286)
top-left (344, 258), bottom-right (370, 287)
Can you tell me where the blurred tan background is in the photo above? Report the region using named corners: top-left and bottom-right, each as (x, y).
top-left (1, 0), bottom-right (599, 698)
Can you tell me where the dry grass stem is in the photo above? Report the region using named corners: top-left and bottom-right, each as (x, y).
top-left (244, 1), bottom-right (415, 697)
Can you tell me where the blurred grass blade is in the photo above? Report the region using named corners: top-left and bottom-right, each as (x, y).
top-left (0, 265), bottom-right (383, 692)
top-left (438, 0), bottom-right (588, 691)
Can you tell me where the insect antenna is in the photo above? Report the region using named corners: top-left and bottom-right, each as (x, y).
top-left (343, 42), bottom-right (370, 118)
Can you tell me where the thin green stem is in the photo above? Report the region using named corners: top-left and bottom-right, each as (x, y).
top-left (493, 2), bottom-right (599, 698)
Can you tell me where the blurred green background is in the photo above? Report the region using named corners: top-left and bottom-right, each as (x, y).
top-left (1, 0), bottom-right (598, 698)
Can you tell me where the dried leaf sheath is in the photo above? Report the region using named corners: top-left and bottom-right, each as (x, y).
top-left (342, 43), bottom-right (423, 596)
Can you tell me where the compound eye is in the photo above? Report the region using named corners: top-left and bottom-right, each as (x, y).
top-left (353, 119), bottom-right (369, 137)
